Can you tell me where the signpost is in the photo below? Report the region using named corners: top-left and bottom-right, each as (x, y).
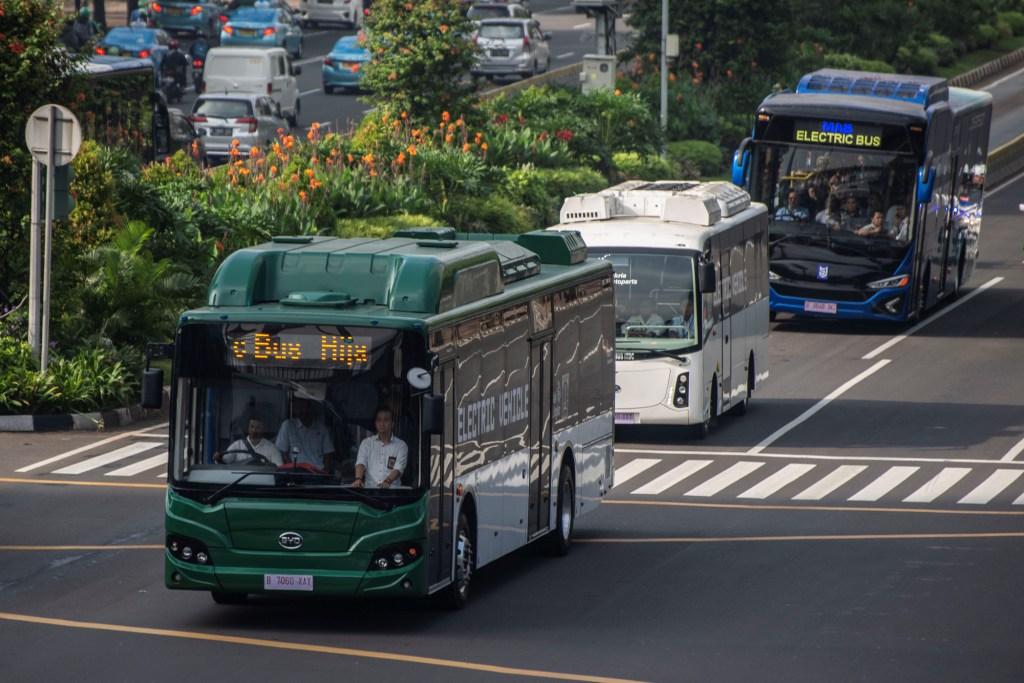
top-left (25, 104), bottom-right (82, 371)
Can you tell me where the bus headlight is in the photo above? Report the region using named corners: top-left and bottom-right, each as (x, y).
top-left (369, 543), bottom-right (421, 571)
top-left (673, 372), bottom-right (689, 408)
top-left (166, 534), bottom-right (213, 565)
top-left (867, 275), bottom-right (910, 289)
top-left (768, 270), bottom-right (782, 281)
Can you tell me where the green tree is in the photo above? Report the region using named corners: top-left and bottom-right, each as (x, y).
top-left (0, 0), bottom-right (81, 308)
top-left (361, 0), bottom-right (477, 123)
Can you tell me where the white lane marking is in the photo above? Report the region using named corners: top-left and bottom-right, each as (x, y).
top-left (362, 108), bottom-right (375, 115)
top-left (847, 466), bottom-right (919, 502)
top-left (792, 465), bottom-right (867, 501)
top-left (106, 453), bottom-right (168, 477)
top-left (685, 461), bottom-right (765, 497)
top-left (572, 21), bottom-right (590, 29)
top-left (631, 460), bottom-right (711, 495)
top-left (616, 447), bottom-right (1024, 467)
top-left (300, 88), bottom-right (321, 97)
top-left (16, 424), bottom-right (169, 473)
top-left (988, 169), bottom-right (1024, 195)
top-left (612, 458), bottom-right (659, 488)
top-left (959, 469), bottom-right (1023, 504)
top-left (304, 31), bottom-right (328, 38)
top-left (317, 120), bottom-right (332, 128)
top-left (1001, 435), bottom-right (1024, 462)
top-left (862, 277), bottom-right (1004, 360)
top-left (747, 360), bottom-right (891, 454)
top-left (903, 467), bottom-right (972, 503)
top-left (556, 51), bottom-right (575, 60)
top-left (738, 464), bottom-right (816, 499)
top-left (158, 472), bottom-right (167, 479)
top-left (981, 64), bottom-right (1024, 90)
top-left (53, 442), bottom-right (160, 475)
top-left (294, 55), bottom-right (326, 66)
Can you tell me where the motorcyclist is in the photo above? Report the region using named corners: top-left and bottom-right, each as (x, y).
top-left (130, 9), bottom-right (150, 28)
top-left (72, 7), bottom-right (97, 49)
top-left (188, 34), bottom-right (209, 62)
top-left (161, 38), bottom-right (189, 100)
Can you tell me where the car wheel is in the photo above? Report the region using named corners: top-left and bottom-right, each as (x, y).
top-left (324, 84), bottom-right (334, 95)
top-left (295, 39), bottom-right (303, 60)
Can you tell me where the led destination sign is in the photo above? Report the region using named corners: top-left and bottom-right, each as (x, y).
top-left (794, 120), bottom-right (883, 148)
top-left (228, 331), bottom-right (370, 368)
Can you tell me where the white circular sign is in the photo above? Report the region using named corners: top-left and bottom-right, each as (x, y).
top-left (24, 104), bottom-right (82, 167)
top-left (406, 367), bottom-right (433, 391)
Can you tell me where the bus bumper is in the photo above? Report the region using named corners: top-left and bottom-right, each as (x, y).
top-left (769, 286), bottom-right (909, 321)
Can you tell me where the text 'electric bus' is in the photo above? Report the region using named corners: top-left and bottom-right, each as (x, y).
top-left (551, 181), bottom-right (769, 435)
top-left (144, 228), bottom-right (615, 607)
top-left (732, 69), bottom-right (992, 321)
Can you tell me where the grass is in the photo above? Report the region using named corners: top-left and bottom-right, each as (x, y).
top-left (937, 35), bottom-right (1024, 78)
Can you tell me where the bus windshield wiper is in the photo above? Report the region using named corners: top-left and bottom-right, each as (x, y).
top-left (278, 482), bottom-right (395, 510)
top-left (205, 470), bottom-right (271, 505)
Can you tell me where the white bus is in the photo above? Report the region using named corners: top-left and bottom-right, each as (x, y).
top-left (551, 181), bottom-right (770, 436)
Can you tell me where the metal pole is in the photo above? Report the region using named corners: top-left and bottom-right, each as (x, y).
top-left (660, 0), bottom-right (668, 137)
top-left (40, 106), bottom-right (57, 372)
top-left (28, 159), bottom-right (42, 361)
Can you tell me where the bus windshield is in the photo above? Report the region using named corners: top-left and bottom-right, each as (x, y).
top-left (755, 144), bottom-right (918, 256)
top-left (171, 323), bottom-right (426, 496)
top-left (593, 250), bottom-right (699, 351)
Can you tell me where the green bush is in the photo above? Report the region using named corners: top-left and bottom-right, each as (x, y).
top-left (926, 33), bottom-right (957, 67)
top-left (896, 44), bottom-right (940, 74)
top-left (666, 140), bottom-right (724, 178)
top-left (975, 23), bottom-right (1000, 49)
top-left (613, 152), bottom-right (674, 181)
top-left (501, 165), bottom-right (607, 227)
top-left (333, 214), bottom-right (441, 238)
top-left (998, 11), bottom-right (1024, 36)
top-left (442, 195), bottom-right (533, 234)
top-left (822, 52), bottom-right (896, 73)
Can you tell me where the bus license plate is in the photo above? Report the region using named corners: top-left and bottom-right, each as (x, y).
top-left (614, 412), bottom-right (640, 425)
top-left (803, 301), bottom-right (837, 314)
top-left (264, 574), bottom-right (314, 591)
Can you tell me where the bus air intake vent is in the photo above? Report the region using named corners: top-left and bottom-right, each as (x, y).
top-left (516, 230), bottom-right (587, 265)
top-left (559, 194), bottom-right (613, 223)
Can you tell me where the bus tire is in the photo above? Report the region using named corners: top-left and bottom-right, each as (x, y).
top-left (953, 244), bottom-right (966, 299)
top-left (211, 591), bottom-right (247, 605)
top-left (732, 355), bottom-right (754, 416)
top-left (696, 375), bottom-right (718, 439)
top-left (443, 512), bottom-right (474, 609)
top-left (769, 310), bottom-right (777, 323)
top-left (544, 462), bottom-right (575, 557)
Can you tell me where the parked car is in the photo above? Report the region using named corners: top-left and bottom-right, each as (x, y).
top-left (221, 6), bottom-right (304, 59)
top-left (300, 0), bottom-right (365, 28)
top-left (203, 47), bottom-right (301, 127)
top-left (95, 27), bottom-right (171, 69)
top-left (149, 1), bottom-right (221, 39)
top-left (191, 93), bottom-right (289, 164)
top-left (322, 34), bottom-right (369, 94)
top-left (472, 18), bottom-right (551, 80)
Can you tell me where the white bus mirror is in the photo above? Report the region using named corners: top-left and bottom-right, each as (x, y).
top-left (406, 367), bottom-right (432, 391)
top-left (699, 262), bottom-right (717, 293)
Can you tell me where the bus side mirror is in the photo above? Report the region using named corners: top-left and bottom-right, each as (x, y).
top-left (731, 137), bottom-right (751, 187)
top-left (423, 395), bottom-right (444, 434)
top-left (917, 150), bottom-right (935, 205)
top-left (699, 262), bottom-right (716, 293)
top-left (141, 368), bottom-right (164, 409)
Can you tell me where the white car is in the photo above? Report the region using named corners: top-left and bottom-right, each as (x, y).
top-left (191, 93), bottom-right (289, 164)
top-left (473, 18), bottom-right (551, 79)
top-left (299, 0), bottom-right (364, 28)
top-left (467, 2), bottom-right (532, 21)
top-left (202, 46), bottom-right (302, 127)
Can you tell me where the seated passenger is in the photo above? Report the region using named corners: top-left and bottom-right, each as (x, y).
top-left (668, 299), bottom-right (696, 338)
top-left (839, 196), bottom-right (862, 231)
top-left (773, 190), bottom-right (810, 222)
top-left (856, 210), bottom-right (886, 237)
top-left (216, 418), bottom-right (283, 465)
top-left (815, 196), bottom-right (841, 230)
top-left (275, 397), bottom-right (335, 471)
top-left (887, 204), bottom-right (910, 242)
top-left (625, 300), bottom-right (665, 337)
top-left (353, 407), bottom-right (408, 489)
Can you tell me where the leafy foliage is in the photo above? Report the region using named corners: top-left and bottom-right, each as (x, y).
top-left (666, 140), bottom-right (724, 178)
top-left (613, 153), bottom-right (674, 182)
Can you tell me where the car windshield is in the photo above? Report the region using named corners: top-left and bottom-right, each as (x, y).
top-left (479, 23), bottom-right (523, 39)
top-left (593, 249), bottom-right (699, 350)
top-left (107, 28), bottom-right (155, 44)
top-left (194, 99), bottom-right (253, 118)
top-left (469, 7), bottom-right (509, 19)
top-left (171, 324), bottom-right (427, 496)
top-left (754, 144), bottom-right (918, 253)
top-left (233, 8), bottom-right (277, 21)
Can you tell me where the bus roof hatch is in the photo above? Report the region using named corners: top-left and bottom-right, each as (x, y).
top-left (559, 180), bottom-right (751, 227)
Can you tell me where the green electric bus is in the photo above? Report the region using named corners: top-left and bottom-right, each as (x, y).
top-left (145, 228), bottom-right (616, 607)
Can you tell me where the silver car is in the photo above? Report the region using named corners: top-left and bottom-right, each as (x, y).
top-left (473, 18), bottom-right (551, 80)
top-left (190, 94), bottom-right (289, 164)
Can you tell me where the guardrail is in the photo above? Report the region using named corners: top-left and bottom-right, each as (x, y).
top-left (949, 46), bottom-right (1024, 88)
top-left (987, 131), bottom-right (1024, 188)
top-left (481, 62), bottom-right (584, 100)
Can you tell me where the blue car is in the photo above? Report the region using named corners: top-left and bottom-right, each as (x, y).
top-left (150, 1), bottom-right (221, 39)
top-left (96, 27), bottom-right (170, 69)
top-left (322, 35), bottom-right (369, 94)
top-left (221, 7), bottom-right (304, 59)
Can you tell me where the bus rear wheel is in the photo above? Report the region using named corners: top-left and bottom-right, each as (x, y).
top-left (211, 591), bottom-right (247, 605)
top-left (544, 463), bottom-right (575, 557)
top-left (443, 512), bottom-right (474, 609)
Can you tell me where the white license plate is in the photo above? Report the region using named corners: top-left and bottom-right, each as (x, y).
top-left (490, 49), bottom-right (509, 57)
top-left (614, 411), bottom-right (640, 425)
top-left (263, 574), bottom-right (314, 591)
top-left (803, 301), bottom-right (838, 314)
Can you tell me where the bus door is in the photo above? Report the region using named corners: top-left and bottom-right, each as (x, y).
top-left (528, 338), bottom-right (552, 538)
top-left (718, 242), bottom-right (733, 407)
top-left (428, 360), bottom-right (456, 590)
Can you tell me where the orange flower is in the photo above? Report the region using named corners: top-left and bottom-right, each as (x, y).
top-left (278, 182), bottom-right (287, 191)
top-left (462, 143), bottom-right (471, 153)
top-left (447, 123), bottom-right (456, 134)
top-left (249, 146), bottom-right (261, 157)
top-left (309, 178), bottom-right (322, 190)
top-left (290, 173), bottom-right (300, 183)
top-left (346, 153), bottom-right (354, 163)
top-left (481, 142), bottom-right (488, 151)
top-left (396, 151), bottom-right (407, 165)
top-left (276, 127), bottom-right (285, 136)
top-left (406, 144), bottom-right (418, 156)
top-left (439, 24), bottom-right (448, 33)
top-left (311, 122), bottom-right (321, 130)
top-left (299, 190), bottom-right (308, 202)
top-left (305, 168), bottom-right (315, 178)
top-left (256, 174), bottom-right (265, 182)
top-left (284, 135), bottom-right (295, 149)
top-left (362, 153), bottom-right (375, 165)
top-left (474, 132), bottom-right (483, 144)
top-left (400, 111), bottom-right (408, 120)
top-left (441, 111), bottom-right (451, 123)
top-left (668, 72), bottom-right (676, 82)
top-left (239, 167), bottom-right (251, 176)
top-left (445, 133), bottom-right (454, 144)
top-left (231, 138), bottom-right (241, 148)
top-left (614, 88), bottom-right (622, 96)
top-left (455, 117), bottom-right (465, 128)
top-left (269, 165), bottom-right (278, 175)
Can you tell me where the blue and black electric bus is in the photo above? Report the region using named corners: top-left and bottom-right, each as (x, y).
top-left (732, 69), bottom-right (992, 322)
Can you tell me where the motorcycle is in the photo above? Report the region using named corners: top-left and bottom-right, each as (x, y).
top-left (160, 66), bottom-right (186, 104)
top-left (192, 56), bottom-right (205, 94)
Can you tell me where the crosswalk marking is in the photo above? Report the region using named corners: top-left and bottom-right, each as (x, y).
top-left (631, 460), bottom-right (712, 495)
top-left (792, 465), bottom-right (867, 501)
top-left (848, 466), bottom-right (919, 502)
top-left (903, 467), bottom-right (972, 503)
top-left (738, 464), bottom-right (816, 499)
top-left (959, 469), bottom-right (1023, 504)
top-left (612, 458), bottom-right (660, 488)
top-left (106, 452), bottom-right (167, 477)
top-left (52, 442), bottom-right (158, 475)
top-left (685, 461), bottom-right (765, 497)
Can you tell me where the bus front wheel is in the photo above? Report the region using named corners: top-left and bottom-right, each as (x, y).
top-left (544, 463), bottom-right (575, 557)
top-left (696, 376), bottom-right (718, 439)
top-left (443, 512), bottom-right (474, 609)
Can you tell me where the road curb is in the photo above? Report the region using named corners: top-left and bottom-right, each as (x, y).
top-left (0, 389), bottom-right (170, 433)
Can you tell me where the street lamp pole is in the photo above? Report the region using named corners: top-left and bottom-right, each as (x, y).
top-left (660, 0), bottom-right (668, 138)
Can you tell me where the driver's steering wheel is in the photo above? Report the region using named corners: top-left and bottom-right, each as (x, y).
top-left (215, 448), bottom-right (275, 466)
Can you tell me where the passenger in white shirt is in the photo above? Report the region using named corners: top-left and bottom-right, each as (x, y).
top-left (353, 407), bottom-right (408, 489)
top-left (217, 418), bottom-right (283, 465)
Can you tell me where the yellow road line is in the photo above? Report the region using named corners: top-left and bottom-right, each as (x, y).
top-left (603, 498), bottom-right (1024, 516)
top-left (0, 612), bottom-right (646, 683)
top-left (0, 477), bottom-right (165, 490)
top-left (577, 531), bottom-right (1024, 544)
top-left (0, 545), bottom-right (162, 551)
